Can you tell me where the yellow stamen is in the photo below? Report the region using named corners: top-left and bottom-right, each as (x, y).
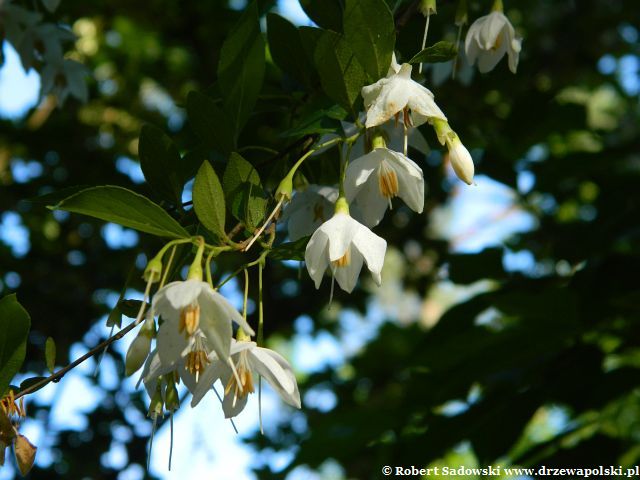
top-left (185, 349), bottom-right (209, 382)
top-left (332, 248), bottom-right (351, 268)
top-left (378, 163), bottom-right (399, 199)
top-left (492, 34), bottom-right (503, 51)
top-left (179, 304), bottom-right (200, 337)
top-left (403, 107), bottom-right (413, 128)
top-left (224, 352), bottom-right (255, 403)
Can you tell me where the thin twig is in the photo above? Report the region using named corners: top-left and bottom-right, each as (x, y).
top-left (15, 320), bottom-right (139, 400)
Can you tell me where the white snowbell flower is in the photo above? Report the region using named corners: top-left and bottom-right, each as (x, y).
top-left (281, 185), bottom-right (339, 241)
top-left (305, 199), bottom-right (387, 293)
top-left (465, 11), bottom-right (522, 74)
top-left (191, 339), bottom-right (301, 419)
top-left (361, 63), bottom-right (447, 129)
top-left (152, 280), bottom-right (255, 380)
top-left (344, 144), bottom-right (424, 227)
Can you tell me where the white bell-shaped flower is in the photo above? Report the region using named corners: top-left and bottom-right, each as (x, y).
top-left (344, 146), bottom-right (424, 227)
top-left (281, 185), bottom-right (339, 241)
top-left (152, 280), bottom-right (254, 375)
top-left (465, 11), bottom-right (522, 74)
top-left (361, 63), bottom-right (447, 129)
top-left (305, 199), bottom-right (387, 293)
top-left (191, 339), bottom-right (301, 419)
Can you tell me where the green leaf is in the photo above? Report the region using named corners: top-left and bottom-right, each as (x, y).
top-left (299, 26), bottom-right (324, 68)
top-left (409, 41), bottom-right (458, 64)
top-left (138, 124), bottom-right (183, 204)
top-left (193, 161), bottom-right (227, 239)
top-left (268, 237), bottom-right (310, 261)
top-left (0, 295), bottom-right (31, 396)
top-left (267, 14), bottom-right (315, 88)
top-left (186, 91), bottom-right (235, 155)
top-left (314, 30), bottom-right (367, 112)
top-left (50, 185), bottom-right (189, 239)
top-left (19, 377), bottom-right (46, 394)
top-left (44, 337), bottom-right (55, 374)
top-left (299, 0), bottom-right (343, 31)
top-left (118, 299), bottom-right (148, 319)
top-left (280, 104), bottom-right (347, 138)
top-left (223, 153), bottom-right (267, 231)
top-left (218, 1), bottom-right (265, 140)
top-left (343, 0), bottom-right (396, 80)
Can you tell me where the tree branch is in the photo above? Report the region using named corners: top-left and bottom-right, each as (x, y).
top-left (14, 320), bottom-right (140, 400)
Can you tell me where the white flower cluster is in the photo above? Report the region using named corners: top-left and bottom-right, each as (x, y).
top-left (126, 275), bottom-right (300, 424)
top-left (283, 57), bottom-right (475, 296)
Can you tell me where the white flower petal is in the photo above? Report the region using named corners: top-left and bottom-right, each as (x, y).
top-left (406, 83), bottom-right (447, 125)
top-left (305, 227), bottom-right (331, 289)
top-left (352, 224), bottom-right (387, 286)
top-left (251, 347), bottom-right (301, 409)
top-left (387, 151), bottom-right (424, 213)
top-left (353, 174), bottom-right (390, 227)
top-left (157, 280), bottom-right (206, 311)
top-left (156, 321), bottom-right (188, 368)
top-left (344, 151), bottom-right (383, 202)
top-left (325, 214), bottom-right (360, 262)
top-left (221, 372), bottom-right (249, 418)
top-left (190, 359), bottom-right (228, 407)
top-left (333, 247), bottom-right (365, 293)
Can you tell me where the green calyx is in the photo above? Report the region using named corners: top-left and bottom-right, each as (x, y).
top-left (419, 0), bottom-right (437, 16)
top-left (143, 254), bottom-right (163, 283)
top-left (187, 238), bottom-right (205, 281)
top-left (334, 197), bottom-right (350, 216)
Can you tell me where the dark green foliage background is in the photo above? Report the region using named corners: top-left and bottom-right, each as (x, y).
top-left (1, 0), bottom-right (639, 478)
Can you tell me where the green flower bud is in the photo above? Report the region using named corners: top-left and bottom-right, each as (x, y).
top-left (125, 332), bottom-right (151, 377)
top-left (164, 379), bottom-right (180, 412)
top-left (143, 255), bottom-right (163, 283)
top-left (148, 384), bottom-right (164, 419)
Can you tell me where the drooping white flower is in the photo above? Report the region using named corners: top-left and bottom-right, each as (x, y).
top-left (344, 147), bottom-right (424, 227)
top-left (465, 11), bottom-right (522, 74)
top-left (152, 280), bottom-right (254, 378)
top-left (305, 200), bottom-right (387, 293)
top-left (191, 339), bottom-right (301, 419)
top-left (281, 185), bottom-right (339, 241)
top-left (361, 63), bottom-right (447, 129)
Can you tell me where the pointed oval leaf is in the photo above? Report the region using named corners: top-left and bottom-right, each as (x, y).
top-left (45, 337), bottom-right (56, 374)
top-left (223, 153), bottom-right (267, 231)
top-left (409, 41), bottom-right (458, 64)
top-left (299, 0), bottom-right (343, 31)
top-left (186, 91), bottom-right (235, 155)
top-left (50, 186), bottom-right (189, 239)
top-left (267, 13), bottom-right (315, 88)
top-left (193, 161), bottom-right (227, 239)
top-left (218, 1), bottom-right (265, 140)
top-left (314, 30), bottom-right (367, 113)
top-left (138, 124), bottom-right (183, 204)
top-left (0, 295), bottom-right (30, 396)
top-left (343, 0), bottom-right (396, 80)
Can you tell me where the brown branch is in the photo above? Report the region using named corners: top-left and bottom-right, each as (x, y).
top-left (14, 320), bottom-right (140, 400)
